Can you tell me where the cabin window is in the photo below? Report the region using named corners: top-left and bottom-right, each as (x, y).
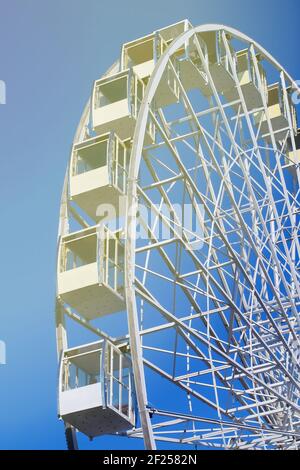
top-left (124, 37), bottom-right (154, 68)
top-left (74, 139), bottom-right (108, 175)
top-left (62, 233), bottom-right (97, 272)
top-left (62, 349), bottom-right (101, 391)
top-left (95, 76), bottom-right (128, 108)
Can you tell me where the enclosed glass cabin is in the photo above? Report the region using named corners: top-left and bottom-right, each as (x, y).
top-left (176, 34), bottom-right (210, 96)
top-left (121, 35), bottom-right (180, 109)
top-left (287, 129), bottom-right (300, 167)
top-left (121, 20), bottom-right (192, 108)
top-left (59, 340), bottom-right (135, 437)
top-left (57, 225), bottom-right (125, 320)
top-left (121, 32), bottom-right (164, 80)
top-left (224, 48), bottom-right (267, 110)
top-left (254, 83), bottom-right (297, 141)
top-left (69, 132), bottom-right (129, 221)
top-left (199, 30), bottom-right (236, 94)
top-left (92, 69), bottom-right (155, 142)
top-left (121, 19), bottom-right (191, 80)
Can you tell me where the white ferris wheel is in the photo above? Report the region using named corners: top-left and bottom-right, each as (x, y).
top-left (55, 20), bottom-right (300, 450)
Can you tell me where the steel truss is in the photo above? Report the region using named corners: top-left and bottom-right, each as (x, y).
top-left (56, 23), bottom-right (300, 450)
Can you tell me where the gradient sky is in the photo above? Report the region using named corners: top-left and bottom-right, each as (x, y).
top-left (0, 0), bottom-right (299, 450)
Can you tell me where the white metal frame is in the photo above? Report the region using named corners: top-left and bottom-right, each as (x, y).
top-left (56, 22), bottom-right (300, 450)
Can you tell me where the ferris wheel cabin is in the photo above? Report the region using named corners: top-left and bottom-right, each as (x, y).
top-left (224, 48), bottom-right (268, 110)
top-left (173, 33), bottom-right (210, 96)
top-left (121, 20), bottom-right (192, 108)
top-left (92, 69), bottom-right (155, 142)
top-left (121, 19), bottom-right (191, 80)
top-left (69, 132), bottom-right (129, 221)
top-left (199, 30), bottom-right (236, 94)
top-left (287, 129), bottom-right (300, 167)
top-left (58, 340), bottom-right (135, 438)
top-left (57, 225), bottom-right (125, 320)
top-left (254, 83), bottom-right (297, 141)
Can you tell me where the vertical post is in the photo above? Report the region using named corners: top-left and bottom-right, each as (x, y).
top-left (119, 353), bottom-right (122, 413)
top-left (100, 341), bottom-right (107, 408)
top-left (125, 175), bottom-right (156, 450)
top-left (115, 233), bottom-right (118, 292)
top-left (270, 199), bottom-right (280, 292)
top-left (128, 367), bottom-right (133, 422)
top-left (106, 228), bottom-right (109, 286)
top-left (56, 170), bottom-right (78, 450)
top-left (110, 343), bottom-right (113, 407)
top-left (107, 132), bottom-right (114, 187)
top-left (56, 302), bottom-right (79, 450)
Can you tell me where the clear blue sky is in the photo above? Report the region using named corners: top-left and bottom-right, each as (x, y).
top-left (0, 0), bottom-right (299, 449)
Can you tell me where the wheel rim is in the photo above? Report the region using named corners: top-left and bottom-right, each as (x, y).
top-left (56, 23), bottom-right (300, 450)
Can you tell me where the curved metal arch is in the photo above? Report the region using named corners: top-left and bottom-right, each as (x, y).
top-left (125, 24), bottom-right (300, 450)
top-left (55, 22), bottom-right (300, 450)
top-left (128, 23), bottom-right (300, 182)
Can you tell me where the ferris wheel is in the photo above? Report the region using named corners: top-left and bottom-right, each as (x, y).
top-left (55, 20), bottom-right (300, 450)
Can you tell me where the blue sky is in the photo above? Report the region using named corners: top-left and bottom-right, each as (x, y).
top-left (0, 0), bottom-right (299, 450)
